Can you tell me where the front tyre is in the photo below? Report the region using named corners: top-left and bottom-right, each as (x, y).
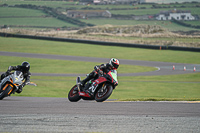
top-left (95, 84), bottom-right (113, 102)
top-left (0, 84), bottom-right (13, 100)
top-left (68, 85), bottom-right (81, 102)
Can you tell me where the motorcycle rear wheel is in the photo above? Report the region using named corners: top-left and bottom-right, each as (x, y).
top-left (95, 84), bottom-right (113, 102)
top-left (68, 85), bottom-right (81, 102)
top-left (0, 84), bottom-right (13, 100)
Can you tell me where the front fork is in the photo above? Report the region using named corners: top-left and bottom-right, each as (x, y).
top-left (101, 83), bottom-right (106, 92)
top-left (2, 83), bottom-right (14, 95)
top-left (76, 76), bottom-right (81, 92)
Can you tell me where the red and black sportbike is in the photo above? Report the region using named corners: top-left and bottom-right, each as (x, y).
top-left (68, 70), bottom-right (118, 102)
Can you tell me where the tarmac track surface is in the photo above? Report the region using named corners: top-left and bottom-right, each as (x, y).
top-left (0, 97), bottom-right (200, 133)
top-left (0, 51), bottom-right (200, 133)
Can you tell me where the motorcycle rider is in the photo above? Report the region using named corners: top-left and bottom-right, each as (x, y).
top-left (0, 61), bottom-right (31, 93)
top-left (80, 58), bottom-right (119, 95)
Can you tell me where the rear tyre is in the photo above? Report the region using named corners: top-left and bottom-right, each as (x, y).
top-left (0, 85), bottom-right (13, 100)
top-left (95, 84), bottom-right (113, 102)
top-left (68, 85), bottom-right (81, 102)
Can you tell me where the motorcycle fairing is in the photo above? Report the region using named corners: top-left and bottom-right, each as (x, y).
top-left (88, 77), bottom-right (107, 95)
top-left (94, 76), bottom-right (107, 84)
top-left (78, 91), bottom-right (91, 97)
top-left (107, 71), bottom-right (118, 84)
top-left (0, 71), bottom-right (24, 93)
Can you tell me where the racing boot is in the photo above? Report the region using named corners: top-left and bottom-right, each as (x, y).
top-left (84, 82), bottom-right (96, 96)
top-left (80, 77), bottom-right (91, 87)
top-left (80, 73), bottom-right (94, 87)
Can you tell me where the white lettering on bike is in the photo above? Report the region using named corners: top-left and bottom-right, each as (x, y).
top-left (89, 82), bottom-right (98, 93)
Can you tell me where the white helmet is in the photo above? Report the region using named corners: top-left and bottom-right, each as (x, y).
top-left (109, 58), bottom-right (119, 70)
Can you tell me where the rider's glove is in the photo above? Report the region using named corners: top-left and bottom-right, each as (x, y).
top-left (5, 70), bottom-right (10, 74)
top-left (94, 66), bottom-right (100, 72)
top-left (99, 70), bottom-right (103, 75)
top-left (25, 82), bottom-right (30, 85)
top-left (8, 66), bottom-right (13, 71)
top-left (114, 81), bottom-right (118, 86)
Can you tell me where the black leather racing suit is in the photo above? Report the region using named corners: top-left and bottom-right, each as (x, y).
top-left (81, 63), bottom-right (115, 86)
top-left (80, 63), bottom-right (117, 96)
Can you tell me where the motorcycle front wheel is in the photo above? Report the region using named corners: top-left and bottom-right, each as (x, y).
top-left (95, 84), bottom-right (113, 102)
top-left (0, 84), bottom-right (13, 100)
top-left (68, 85), bottom-right (81, 102)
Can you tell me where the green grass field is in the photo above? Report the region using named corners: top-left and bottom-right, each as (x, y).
top-left (110, 7), bottom-right (200, 15)
top-left (0, 0), bottom-right (75, 8)
top-left (0, 37), bottom-right (200, 101)
top-left (1, 37), bottom-right (200, 64)
top-left (0, 0), bottom-right (199, 10)
top-left (0, 56), bottom-right (157, 74)
top-left (0, 7), bottom-right (45, 17)
top-left (0, 17), bottom-right (77, 27)
top-left (184, 20), bottom-right (200, 26)
top-left (1, 7), bottom-right (199, 31)
top-left (0, 1), bottom-right (200, 31)
top-left (0, 7), bottom-right (77, 27)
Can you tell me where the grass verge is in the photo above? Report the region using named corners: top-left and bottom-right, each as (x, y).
top-left (13, 73), bottom-right (200, 101)
top-left (1, 37), bottom-right (200, 64)
top-left (0, 56), bottom-right (157, 74)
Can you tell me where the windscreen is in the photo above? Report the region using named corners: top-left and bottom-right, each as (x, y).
top-left (110, 70), bottom-right (118, 82)
top-left (15, 71), bottom-right (23, 78)
top-left (15, 71), bottom-right (22, 76)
